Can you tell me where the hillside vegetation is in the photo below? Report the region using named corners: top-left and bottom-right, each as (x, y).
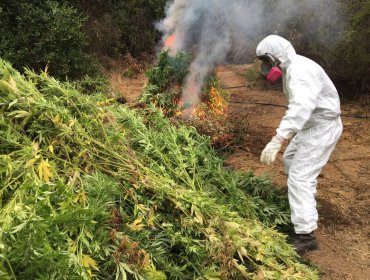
top-left (0, 0), bottom-right (369, 97)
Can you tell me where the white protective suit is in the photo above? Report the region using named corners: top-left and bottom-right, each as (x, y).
top-left (256, 35), bottom-right (343, 234)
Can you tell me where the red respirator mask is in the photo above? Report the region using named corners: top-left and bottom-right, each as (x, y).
top-left (257, 53), bottom-right (282, 82)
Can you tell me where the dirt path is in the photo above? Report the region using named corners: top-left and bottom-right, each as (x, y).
top-left (110, 64), bottom-right (370, 279)
top-left (218, 64), bottom-right (370, 280)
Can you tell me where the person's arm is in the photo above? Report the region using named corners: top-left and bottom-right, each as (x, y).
top-left (261, 69), bottom-right (321, 165)
top-left (276, 70), bottom-right (321, 139)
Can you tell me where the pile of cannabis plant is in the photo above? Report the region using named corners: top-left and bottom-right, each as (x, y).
top-left (0, 59), bottom-right (318, 279)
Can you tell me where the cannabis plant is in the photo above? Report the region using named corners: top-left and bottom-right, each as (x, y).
top-left (0, 59), bottom-right (319, 279)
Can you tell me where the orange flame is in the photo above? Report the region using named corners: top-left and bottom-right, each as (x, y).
top-left (193, 107), bottom-right (206, 119)
top-left (208, 87), bottom-right (227, 116)
top-left (164, 34), bottom-right (175, 49)
top-left (173, 86), bottom-right (227, 119)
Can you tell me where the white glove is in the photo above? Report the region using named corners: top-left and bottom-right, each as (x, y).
top-left (260, 136), bottom-right (284, 165)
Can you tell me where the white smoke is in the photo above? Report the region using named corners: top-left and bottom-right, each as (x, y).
top-left (157, 0), bottom-right (345, 109)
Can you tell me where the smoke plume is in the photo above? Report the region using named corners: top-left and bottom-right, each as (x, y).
top-left (157, 0), bottom-right (345, 109)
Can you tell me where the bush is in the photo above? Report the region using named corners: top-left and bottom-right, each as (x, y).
top-left (270, 0), bottom-right (370, 98)
top-left (286, 0), bottom-right (370, 98)
top-left (244, 0), bottom-right (368, 98)
top-left (64, 0), bottom-right (167, 57)
top-left (335, 1), bottom-right (370, 98)
top-left (0, 0), bottom-right (98, 80)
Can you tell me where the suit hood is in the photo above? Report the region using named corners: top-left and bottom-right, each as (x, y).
top-left (256, 35), bottom-right (296, 69)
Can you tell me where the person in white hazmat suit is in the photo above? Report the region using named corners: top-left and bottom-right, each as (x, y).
top-left (255, 35), bottom-right (343, 255)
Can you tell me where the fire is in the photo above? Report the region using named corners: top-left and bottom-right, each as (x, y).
top-left (164, 34), bottom-right (175, 49)
top-left (208, 87), bottom-right (227, 116)
top-left (173, 86), bottom-right (227, 118)
top-left (193, 107), bottom-right (206, 119)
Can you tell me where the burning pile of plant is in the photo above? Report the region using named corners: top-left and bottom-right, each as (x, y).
top-left (0, 59), bottom-right (319, 279)
top-left (140, 51), bottom-right (236, 150)
top-left (140, 50), bottom-right (191, 116)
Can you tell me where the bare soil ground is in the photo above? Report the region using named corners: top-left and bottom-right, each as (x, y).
top-left (110, 64), bottom-right (370, 280)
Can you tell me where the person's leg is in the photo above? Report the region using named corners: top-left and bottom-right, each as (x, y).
top-left (283, 135), bottom-right (298, 175)
top-left (288, 118), bottom-right (342, 253)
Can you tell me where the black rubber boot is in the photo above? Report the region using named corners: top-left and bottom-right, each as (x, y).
top-left (293, 232), bottom-right (320, 255)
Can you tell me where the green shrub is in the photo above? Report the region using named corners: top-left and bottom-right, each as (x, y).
top-left (254, 0), bottom-right (369, 98)
top-left (286, 0), bottom-right (370, 98)
top-left (294, 1), bottom-right (368, 98)
top-left (64, 0), bottom-right (167, 57)
top-left (0, 0), bottom-right (97, 80)
top-left (336, 1), bottom-right (370, 97)
top-left (244, 64), bottom-right (262, 81)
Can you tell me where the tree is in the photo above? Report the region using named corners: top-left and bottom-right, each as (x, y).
top-left (0, 0), bottom-right (97, 79)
